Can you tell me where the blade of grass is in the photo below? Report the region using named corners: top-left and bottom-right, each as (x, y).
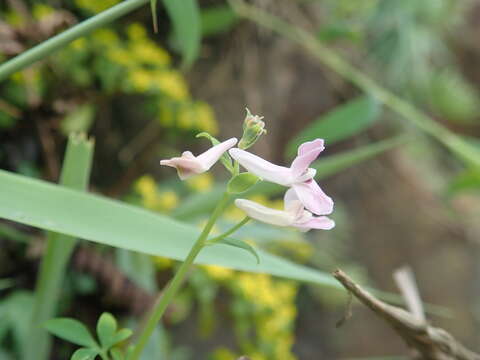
top-left (26, 134), bottom-right (94, 360)
top-left (0, 0), bottom-right (149, 81)
top-left (230, 0), bottom-right (480, 168)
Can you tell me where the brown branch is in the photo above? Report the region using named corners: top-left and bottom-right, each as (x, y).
top-left (332, 269), bottom-right (480, 360)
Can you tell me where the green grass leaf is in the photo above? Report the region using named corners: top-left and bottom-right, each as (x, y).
top-left (286, 96), bottom-right (381, 157)
top-left (163, 0), bottom-right (201, 69)
top-left (44, 318), bottom-right (97, 348)
top-left (0, 169), bottom-right (338, 289)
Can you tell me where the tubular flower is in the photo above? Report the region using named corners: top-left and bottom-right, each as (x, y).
top-left (161, 138), bottom-right (237, 180)
top-left (229, 139), bottom-right (333, 215)
top-left (235, 189), bottom-right (334, 232)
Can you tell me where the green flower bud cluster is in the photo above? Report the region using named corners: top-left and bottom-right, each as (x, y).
top-left (238, 108), bottom-right (266, 150)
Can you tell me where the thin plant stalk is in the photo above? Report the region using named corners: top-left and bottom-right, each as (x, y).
top-left (130, 192), bottom-right (232, 360)
top-left (206, 216), bottom-right (250, 244)
top-left (0, 0), bottom-right (149, 81)
top-left (230, 0), bottom-right (480, 168)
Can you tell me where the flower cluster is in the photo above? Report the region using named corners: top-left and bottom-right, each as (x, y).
top-left (160, 111), bottom-right (334, 232)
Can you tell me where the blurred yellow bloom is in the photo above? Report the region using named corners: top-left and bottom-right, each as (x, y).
top-left (186, 173), bottom-right (214, 192)
top-left (126, 23), bottom-right (147, 39)
top-left (153, 256), bottom-right (173, 270)
top-left (71, 38), bottom-right (87, 51)
top-left (155, 71), bottom-right (189, 100)
top-left (92, 28), bottom-right (119, 45)
top-left (129, 69), bottom-right (153, 92)
top-left (203, 265), bottom-right (234, 281)
top-left (131, 42), bottom-right (171, 67)
top-left (107, 48), bottom-right (135, 67)
top-left (158, 190), bottom-right (179, 211)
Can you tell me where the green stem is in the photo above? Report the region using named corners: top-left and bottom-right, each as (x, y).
top-left (230, 0), bottom-right (480, 168)
top-left (130, 192), bottom-right (231, 360)
top-left (233, 160), bottom-right (240, 176)
top-left (206, 216), bottom-right (250, 244)
top-left (0, 0), bottom-right (149, 81)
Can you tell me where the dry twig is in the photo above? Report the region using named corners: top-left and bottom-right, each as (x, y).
top-left (332, 269), bottom-right (480, 360)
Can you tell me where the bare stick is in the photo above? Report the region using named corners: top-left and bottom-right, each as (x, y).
top-left (332, 269), bottom-right (480, 360)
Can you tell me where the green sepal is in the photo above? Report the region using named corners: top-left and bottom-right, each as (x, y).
top-left (196, 132), bottom-right (234, 173)
top-left (227, 173), bottom-right (259, 194)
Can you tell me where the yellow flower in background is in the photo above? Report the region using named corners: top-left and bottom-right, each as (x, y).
top-left (153, 256), bottom-right (173, 270)
top-left (158, 190), bottom-right (179, 211)
top-left (203, 265), bottom-right (234, 281)
top-left (134, 175), bottom-right (178, 212)
top-left (186, 173), bottom-right (214, 192)
top-left (155, 71), bottom-right (189, 100)
top-left (131, 42), bottom-right (171, 67)
top-left (129, 69), bottom-right (152, 92)
top-left (126, 23), bottom-right (147, 39)
top-left (92, 28), bottom-right (119, 45)
top-left (75, 0), bottom-right (120, 13)
top-left (71, 38), bottom-right (87, 51)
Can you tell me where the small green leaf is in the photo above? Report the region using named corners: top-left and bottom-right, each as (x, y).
top-left (45, 318), bottom-right (97, 348)
top-left (227, 173), bottom-right (260, 194)
top-left (71, 348), bottom-right (99, 360)
top-left (217, 238), bottom-right (260, 264)
top-left (111, 329), bottom-right (133, 346)
top-left (110, 348), bottom-right (124, 360)
top-left (196, 132), bottom-right (234, 172)
top-left (97, 313), bottom-right (117, 349)
top-left (163, 0), bottom-right (200, 68)
top-left (287, 96), bottom-right (380, 157)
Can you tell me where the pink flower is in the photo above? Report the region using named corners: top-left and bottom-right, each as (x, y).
top-left (235, 189), bottom-right (334, 232)
top-left (229, 139), bottom-right (333, 215)
top-left (160, 138), bottom-right (237, 180)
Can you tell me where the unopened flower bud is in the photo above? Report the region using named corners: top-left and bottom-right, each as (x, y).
top-left (238, 108), bottom-right (266, 149)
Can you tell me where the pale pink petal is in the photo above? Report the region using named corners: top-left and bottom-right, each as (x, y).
top-left (297, 139), bottom-right (324, 156)
top-left (197, 138), bottom-right (238, 170)
top-left (160, 152), bottom-right (205, 180)
top-left (283, 188), bottom-right (304, 218)
top-left (234, 199), bottom-right (294, 227)
top-left (294, 216), bottom-right (335, 232)
top-left (292, 179), bottom-right (333, 215)
top-left (290, 139), bottom-right (324, 178)
top-left (229, 148), bottom-right (293, 186)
